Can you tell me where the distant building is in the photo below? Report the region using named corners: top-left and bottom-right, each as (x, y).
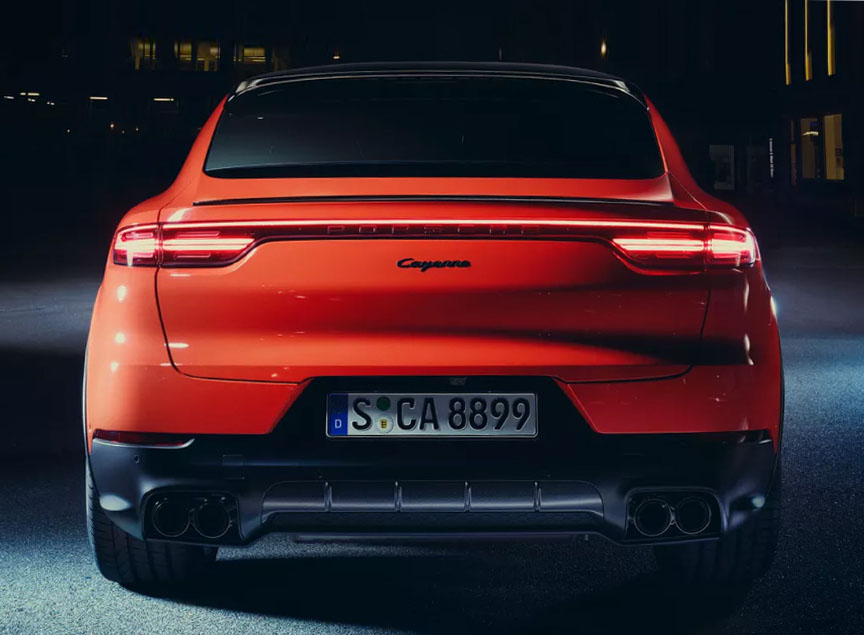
top-left (780, 0), bottom-right (863, 217)
top-left (1, 0), bottom-right (860, 220)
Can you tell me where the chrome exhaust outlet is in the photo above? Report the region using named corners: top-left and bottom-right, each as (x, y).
top-left (192, 500), bottom-right (231, 539)
top-left (151, 499), bottom-right (190, 538)
top-left (674, 497), bottom-right (712, 535)
top-left (633, 498), bottom-right (673, 537)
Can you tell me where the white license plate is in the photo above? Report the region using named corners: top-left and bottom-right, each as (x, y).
top-left (326, 392), bottom-right (537, 438)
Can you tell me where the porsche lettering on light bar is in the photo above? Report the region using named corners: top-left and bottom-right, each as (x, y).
top-left (111, 220), bottom-right (757, 271)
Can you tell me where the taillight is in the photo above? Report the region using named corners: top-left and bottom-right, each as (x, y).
top-left (112, 225), bottom-right (255, 267)
top-left (611, 225), bottom-right (757, 270)
top-left (112, 225), bottom-right (159, 266)
top-left (111, 220), bottom-right (757, 271)
top-left (706, 226), bottom-right (758, 267)
top-left (610, 233), bottom-right (706, 268)
top-left (161, 229), bottom-right (255, 265)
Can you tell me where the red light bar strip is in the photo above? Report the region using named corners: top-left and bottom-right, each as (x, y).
top-left (164, 218), bottom-right (706, 231)
top-left (112, 220), bottom-right (757, 270)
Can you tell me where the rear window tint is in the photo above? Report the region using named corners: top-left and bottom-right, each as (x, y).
top-left (205, 76), bottom-right (664, 179)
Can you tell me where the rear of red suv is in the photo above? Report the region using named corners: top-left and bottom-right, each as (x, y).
top-left (85, 63), bottom-right (782, 590)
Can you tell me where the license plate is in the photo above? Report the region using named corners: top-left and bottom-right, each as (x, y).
top-left (326, 392), bottom-right (537, 438)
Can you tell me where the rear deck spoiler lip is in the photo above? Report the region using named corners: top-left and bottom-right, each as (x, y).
top-left (192, 195), bottom-right (675, 208)
top-left (233, 68), bottom-right (647, 108)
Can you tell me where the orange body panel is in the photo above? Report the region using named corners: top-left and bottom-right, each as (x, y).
top-left (85, 78), bottom-right (782, 449)
top-left (157, 234), bottom-right (706, 382)
top-left (84, 266), bottom-right (300, 449)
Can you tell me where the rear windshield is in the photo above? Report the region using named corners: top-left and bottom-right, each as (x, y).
top-left (204, 76), bottom-right (664, 179)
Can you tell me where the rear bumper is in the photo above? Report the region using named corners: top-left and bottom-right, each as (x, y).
top-left (86, 264), bottom-right (782, 445)
top-left (89, 427), bottom-right (778, 547)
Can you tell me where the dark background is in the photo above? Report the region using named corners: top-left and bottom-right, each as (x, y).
top-left (1, 2), bottom-right (863, 633)
top-left (1, 0), bottom-right (862, 270)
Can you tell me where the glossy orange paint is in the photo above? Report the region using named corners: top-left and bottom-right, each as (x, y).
top-left (156, 222), bottom-right (709, 382)
top-left (84, 264), bottom-right (302, 450)
top-left (85, 81), bottom-right (782, 448)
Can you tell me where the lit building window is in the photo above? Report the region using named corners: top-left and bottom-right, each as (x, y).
top-left (131, 37), bottom-right (157, 71)
top-left (784, 0), bottom-right (790, 85)
top-left (152, 97), bottom-right (179, 115)
top-left (804, 0), bottom-right (812, 81)
top-left (799, 114), bottom-right (845, 181)
top-left (234, 45), bottom-right (267, 65)
top-left (827, 0), bottom-right (835, 76)
top-left (196, 41), bottom-right (220, 72)
top-left (823, 114), bottom-right (844, 180)
top-left (174, 41), bottom-right (193, 70)
top-left (800, 117), bottom-right (821, 179)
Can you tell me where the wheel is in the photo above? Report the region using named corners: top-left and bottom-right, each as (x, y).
top-left (86, 462), bottom-right (217, 588)
top-left (654, 462), bottom-right (782, 584)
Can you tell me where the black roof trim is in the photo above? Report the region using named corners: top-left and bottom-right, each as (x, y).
top-left (232, 62), bottom-right (647, 107)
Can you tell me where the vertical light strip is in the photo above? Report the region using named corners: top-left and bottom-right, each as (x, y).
top-left (827, 0), bottom-right (836, 76)
top-left (804, 0), bottom-right (813, 81)
top-left (784, 0), bottom-right (791, 84)
top-left (769, 138), bottom-right (775, 178)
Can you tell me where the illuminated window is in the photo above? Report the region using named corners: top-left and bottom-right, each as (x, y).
top-left (131, 37), bottom-right (157, 71)
top-left (823, 114), bottom-right (844, 180)
top-left (800, 117), bottom-right (821, 179)
top-left (234, 45), bottom-right (267, 65)
top-left (827, 0), bottom-right (835, 75)
top-left (804, 0), bottom-right (812, 81)
top-left (196, 42), bottom-right (220, 72)
top-left (799, 114), bottom-right (845, 182)
top-left (784, 0), bottom-right (790, 85)
top-left (174, 41), bottom-right (193, 70)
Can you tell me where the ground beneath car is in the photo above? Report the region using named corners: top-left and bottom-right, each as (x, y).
top-left (0, 242), bottom-right (863, 634)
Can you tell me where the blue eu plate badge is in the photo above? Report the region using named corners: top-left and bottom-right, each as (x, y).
top-left (327, 393), bottom-right (349, 436)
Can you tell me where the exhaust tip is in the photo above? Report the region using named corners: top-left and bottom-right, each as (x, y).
top-left (152, 499), bottom-right (190, 538)
top-left (192, 500), bottom-right (231, 539)
top-left (633, 498), bottom-right (673, 537)
top-left (675, 497), bottom-right (712, 535)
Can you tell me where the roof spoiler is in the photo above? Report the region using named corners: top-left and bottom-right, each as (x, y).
top-left (232, 68), bottom-right (647, 108)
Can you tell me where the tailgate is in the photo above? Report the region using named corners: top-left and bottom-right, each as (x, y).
top-left (156, 200), bottom-right (709, 382)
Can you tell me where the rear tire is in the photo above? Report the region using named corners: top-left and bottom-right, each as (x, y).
top-left (654, 462), bottom-right (781, 584)
top-left (86, 463), bottom-right (217, 588)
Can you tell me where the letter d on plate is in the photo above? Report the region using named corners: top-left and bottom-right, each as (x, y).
top-left (328, 393), bottom-right (348, 436)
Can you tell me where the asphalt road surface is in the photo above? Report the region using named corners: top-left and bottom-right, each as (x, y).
top-left (1, 242), bottom-right (863, 634)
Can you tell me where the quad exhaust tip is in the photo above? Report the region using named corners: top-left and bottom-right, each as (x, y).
top-left (631, 494), bottom-right (714, 538)
top-left (151, 499), bottom-right (191, 538)
top-left (633, 498), bottom-right (674, 537)
top-left (151, 496), bottom-right (233, 540)
top-left (192, 500), bottom-right (232, 539)
top-left (674, 497), bottom-right (712, 535)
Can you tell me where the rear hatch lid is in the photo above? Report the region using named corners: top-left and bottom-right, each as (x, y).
top-left (155, 198), bottom-right (710, 383)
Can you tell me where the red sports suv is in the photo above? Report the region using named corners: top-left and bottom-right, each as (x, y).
top-left (85, 63), bottom-right (783, 589)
